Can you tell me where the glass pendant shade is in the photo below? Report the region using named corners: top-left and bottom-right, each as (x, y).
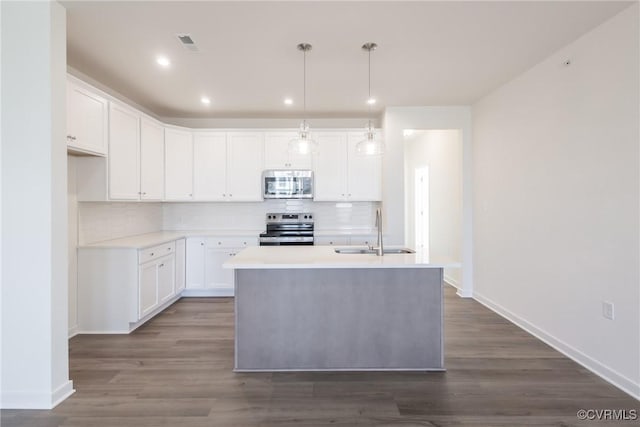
top-left (288, 120), bottom-right (318, 155)
top-left (289, 43), bottom-right (318, 156)
top-left (357, 42), bottom-right (384, 156)
top-left (355, 121), bottom-right (384, 156)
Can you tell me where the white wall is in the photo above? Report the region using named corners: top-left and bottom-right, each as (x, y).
top-left (472, 4), bottom-right (639, 398)
top-left (383, 106), bottom-right (473, 296)
top-left (405, 130), bottom-right (462, 285)
top-left (1, 1), bottom-right (73, 409)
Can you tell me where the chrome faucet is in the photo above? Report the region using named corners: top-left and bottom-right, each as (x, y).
top-left (373, 208), bottom-right (384, 256)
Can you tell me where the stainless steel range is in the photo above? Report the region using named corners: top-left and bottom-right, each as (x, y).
top-left (259, 213), bottom-right (314, 246)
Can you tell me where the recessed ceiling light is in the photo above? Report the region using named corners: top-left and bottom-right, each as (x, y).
top-left (284, 98), bottom-right (293, 106)
top-left (367, 98), bottom-right (376, 105)
top-left (201, 96), bottom-right (211, 105)
top-left (156, 56), bottom-right (170, 68)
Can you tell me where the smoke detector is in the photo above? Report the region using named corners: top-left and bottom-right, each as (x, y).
top-left (176, 34), bottom-right (198, 52)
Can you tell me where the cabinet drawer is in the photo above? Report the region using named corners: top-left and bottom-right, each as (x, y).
top-left (315, 236), bottom-right (349, 246)
top-left (139, 241), bottom-right (175, 264)
top-left (206, 237), bottom-right (258, 248)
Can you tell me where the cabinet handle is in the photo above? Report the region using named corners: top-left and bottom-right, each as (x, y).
top-left (229, 194), bottom-right (232, 197)
top-left (143, 192), bottom-right (147, 195)
top-left (188, 193), bottom-right (192, 197)
top-left (150, 252), bottom-right (154, 256)
top-left (167, 247), bottom-right (171, 251)
top-left (159, 263), bottom-right (164, 268)
top-left (67, 135), bottom-right (76, 141)
top-left (222, 193), bottom-right (226, 197)
top-left (200, 242), bottom-right (204, 246)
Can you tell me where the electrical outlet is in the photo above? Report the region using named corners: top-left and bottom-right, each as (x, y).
top-left (602, 301), bottom-right (615, 320)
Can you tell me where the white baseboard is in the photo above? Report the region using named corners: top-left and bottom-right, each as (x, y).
top-left (444, 275), bottom-right (473, 298)
top-left (1, 380), bottom-right (74, 409)
top-left (68, 325), bottom-right (79, 339)
top-left (473, 291), bottom-right (640, 401)
top-left (181, 287), bottom-right (234, 297)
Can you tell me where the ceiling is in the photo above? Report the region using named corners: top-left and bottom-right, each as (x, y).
top-left (64, 1), bottom-right (631, 119)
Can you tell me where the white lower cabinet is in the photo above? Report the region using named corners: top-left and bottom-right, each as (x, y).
top-left (175, 238), bottom-right (186, 293)
top-left (139, 260), bottom-right (159, 319)
top-left (185, 236), bottom-right (258, 296)
top-left (78, 240), bottom-right (180, 333)
top-left (315, 235), bottom-right (377, 246)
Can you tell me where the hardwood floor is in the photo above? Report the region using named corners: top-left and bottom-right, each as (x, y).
top-left (3, 286), bottom-right (637, 426)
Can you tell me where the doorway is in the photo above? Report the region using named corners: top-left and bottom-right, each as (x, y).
top-left (414, 167), bottom-right (429, 256)
top-left (404, 129), bottom-right (463, 288)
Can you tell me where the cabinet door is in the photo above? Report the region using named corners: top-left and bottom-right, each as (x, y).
top-left (226, 132), bottom-right (264, 201)
top-left (67, 82), bottom-right (108, 155)
top-left (205, 248), bottom-right (235, 290)
top-left (193, 132), bottom-right (227, 201)
top-left (139, 261), bottom-right (158, 319)
top-left (313, 132), bottom-right (348, 201)
top-left (175, 238), bottom-right (186, 292)
top-left (157, 255), bottom-right (175, 304)
top-left (264, 132), bottom-right (311, 169)
top-left (185, 238), bottom-right (205, 289)
top-left (109, 103), bottom-right (140, 200)
top-left (165, 128), bottom-right (193, 201)
top-left (264, 132), bottom-right (291, 169)
top-left (140, 118), bottom-right (164, 200)
top-left (347, 133), bottom-right (382, 201)
top-left (314, 236), bottom-right (349, 246)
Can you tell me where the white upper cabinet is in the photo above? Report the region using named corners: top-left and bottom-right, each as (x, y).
top-left (313, 132), bottom-right (348, 201)
top-left (227, 132), bottom-right (264, 201)
top-left (193, 132), bottom-right (227, 201)
top-left (313, 131), bottom-right (381, 201)
top-left (165, 128), bottom-right (194, 201)
top-left (66, 79), bottom-right (108, 156)
top-left (139, 117), bottom-right (164, 200)
top-left (347, 132), bottom-right (382, 201)
top-left (264, 132), bottom-right (312, 170)
top-left (109, 102), bottom-right (140, 200)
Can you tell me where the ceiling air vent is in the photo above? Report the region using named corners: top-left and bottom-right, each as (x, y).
top-left (176, 34), bottom-right (198, 52)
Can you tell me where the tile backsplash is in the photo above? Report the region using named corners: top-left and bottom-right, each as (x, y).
top-left (78, 202), bottom-right (163, 245)
top-left (162, 200), bottom-right (379, 231)
top-left (78, 200), bottom-right (378, 244)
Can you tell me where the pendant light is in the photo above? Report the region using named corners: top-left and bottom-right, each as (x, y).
top-left (356, 42), bottom-right (384, 156)
top-left (289, 43), bottom-right (318, 155)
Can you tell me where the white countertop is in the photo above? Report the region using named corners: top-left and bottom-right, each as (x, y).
top-left (80, 230), bottom-right (262, 249)
top-left (223, 246), bottom-right (460, 269)
top-left (79, 228), bottom-right (383, 249)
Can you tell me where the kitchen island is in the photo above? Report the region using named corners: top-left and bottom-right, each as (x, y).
top-left (224, 246), bottom-right (458, 372)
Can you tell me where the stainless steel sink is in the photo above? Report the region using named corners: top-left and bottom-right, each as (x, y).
top-left (334, 248), bottom-right (415, 255)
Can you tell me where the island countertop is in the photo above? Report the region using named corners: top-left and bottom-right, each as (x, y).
top-left (223, 245), bottom-right (460, 269)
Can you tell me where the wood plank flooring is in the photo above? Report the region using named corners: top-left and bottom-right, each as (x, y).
top-left (3, 286), bottom-right (638, 426)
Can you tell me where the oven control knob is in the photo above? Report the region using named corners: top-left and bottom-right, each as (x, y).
top-left (304, 215), bottom-right (308, 219)
top-left (309, 215), bottom-right (313, 219)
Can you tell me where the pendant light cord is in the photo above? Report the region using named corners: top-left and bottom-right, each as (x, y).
top-left (303, 47), bottom-right (307, 125)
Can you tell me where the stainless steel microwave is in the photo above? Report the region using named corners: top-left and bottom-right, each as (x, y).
top-left (263, 170), bottom-right (313, 199)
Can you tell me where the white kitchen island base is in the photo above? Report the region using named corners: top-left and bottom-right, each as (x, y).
top-left (233, 267), bottom-right (444, 372)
